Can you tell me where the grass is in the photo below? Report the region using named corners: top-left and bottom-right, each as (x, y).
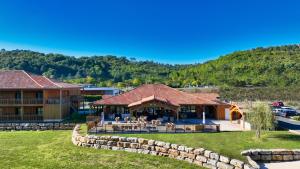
top-left (83, 124), bottom-right (300, 160)
top-left (0, 128), bottom-right (300, 169)
top-left (0, 130), bottom-right (203, 169)
top-left (118, 131), bottom-right (300, 161)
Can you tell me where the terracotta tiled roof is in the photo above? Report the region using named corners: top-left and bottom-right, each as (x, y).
top-left (94, 84), bottom-right (222, 106)
top-left (0, 70), bottom-right (80, 89)
top-left (191, 93), bottom-right (219, 100)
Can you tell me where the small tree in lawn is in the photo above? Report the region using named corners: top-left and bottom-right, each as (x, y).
top-left (247, 102), bottom-right (274, 139)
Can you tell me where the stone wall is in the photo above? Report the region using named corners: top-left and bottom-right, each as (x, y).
top-left (0, 122), bottom-right (75, 131)
top-left (72, 124), bottom-right (257, 169)
top-left (242, 149), bottom-right (300, 163)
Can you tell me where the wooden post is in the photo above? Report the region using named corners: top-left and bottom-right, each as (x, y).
top-left (60, 89), bottom-right (62, 120)
top-left (21, 90), bottom-right (24, 121)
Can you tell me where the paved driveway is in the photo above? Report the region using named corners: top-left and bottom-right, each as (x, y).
top-left (260, 161), bottom-right (300, 169)
top-left (276, 116), bottom-right (300, 130)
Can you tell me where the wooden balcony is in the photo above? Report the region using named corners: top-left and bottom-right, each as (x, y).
top-left (23, 98), bottom-right (43, 104)
top-left (0, 114), bottom-right (43, 122)
top-left (0, 98), bottom-right (43, 105)
top-left (0, 99), bottom-right (21, 105)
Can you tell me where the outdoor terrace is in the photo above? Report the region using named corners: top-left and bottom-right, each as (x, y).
top-left (88, 119), bottom-right (220, 134)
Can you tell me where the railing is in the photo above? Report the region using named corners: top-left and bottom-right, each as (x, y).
top-left (0, 98), bottom-right (72, 105)
top-left (0, 99), bottom-right (21, 105)
top-left (0, 114), bottom-right (43, 122)
top-left (46, 97), bottom-right (70, 104)
top-left (0, 98), bottom-right (43, 105)
top-left (88, 123), bottom-right (220, 134)
top-left (23, 98), bottom-right (43, 104)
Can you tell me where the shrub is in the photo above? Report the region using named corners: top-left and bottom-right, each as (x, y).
top-left (84, 95), bottom-right (102, 102)
top-left (292, 116), bottom-right (300, 121)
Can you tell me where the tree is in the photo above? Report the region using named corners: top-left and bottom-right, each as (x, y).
top-left (86, 76), bottom-right (96, 84)
top-left (132, 78), bottom-right (141, 86)
top-left (247, 102), bottom-right (274, 139)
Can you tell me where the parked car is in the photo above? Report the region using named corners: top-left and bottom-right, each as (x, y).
top-left (278, 109), bottom-right (298, 117)
top-left (272, 108), bottom-right (283, 116)
top-left (272, 101), bottom-right (284, 107)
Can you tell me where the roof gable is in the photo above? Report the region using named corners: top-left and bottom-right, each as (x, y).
top-left (0, 70), bottom-right (80, 89)
top-left (94, 84), bottom-right (220, 106)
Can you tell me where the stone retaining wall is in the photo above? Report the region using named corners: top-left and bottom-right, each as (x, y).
top-left (242, 149), bottom-right (300, 163)
top-left (72, 124), bottom-right (257, 169)
top-left (0, 123), bottom-right (75, 131)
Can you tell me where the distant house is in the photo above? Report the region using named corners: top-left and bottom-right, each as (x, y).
top-left (93, 84), bottom-right (230, 121)
top-left (81, 86), bottom-right (121, 96)
top-left (0, 70), bottom-right (81, 122)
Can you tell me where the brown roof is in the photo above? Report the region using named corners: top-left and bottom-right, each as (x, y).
top-left (191, 93), bottom-right (220, 100)
top-left (94, 84), bottom-right (222, 106)
top-left (0, 70), bottom-right (80, 89)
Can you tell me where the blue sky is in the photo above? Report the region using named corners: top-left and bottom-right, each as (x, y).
top-left (0, 0), bottom-right (300, 64)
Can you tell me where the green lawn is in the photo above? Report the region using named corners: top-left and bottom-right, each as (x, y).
top-left (120, 131), bottom-right (300, 160)
top-left (0, 129), bottom-right (300, 169)
top-left (0, 130), bottom-right (202, 169)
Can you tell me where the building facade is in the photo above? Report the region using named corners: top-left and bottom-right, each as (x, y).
top-left (92, 84), bottom-right (231, 121)
top-left (81, 86), bottom-right (121, 96)
top-left (0, 70), bottom-right (81, 122)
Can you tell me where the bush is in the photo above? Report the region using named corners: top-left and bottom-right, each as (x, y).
top-left (84, 95), bottom-right (102, 102)
top-left (292, 116), bottom-right (300, 121)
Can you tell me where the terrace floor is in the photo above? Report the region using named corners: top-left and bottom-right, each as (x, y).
top-left (88, 119), bottom-right (243, 134)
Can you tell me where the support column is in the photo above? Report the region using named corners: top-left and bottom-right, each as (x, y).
top-left (42, 90), bottom-right (45, 121)
top-left (202, 106), bottom-right (206, 124)
top-left (60, 89), bottom-right (62, 120)
top-left (21, 90), bottom-right (24, 121)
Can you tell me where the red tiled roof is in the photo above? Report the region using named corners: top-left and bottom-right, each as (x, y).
top-left (191, 93), bottom-right (219, 100)
top-left (94, 84), bottom-right (222, 106)
top-left (0, 70), bottom-right (80, 89)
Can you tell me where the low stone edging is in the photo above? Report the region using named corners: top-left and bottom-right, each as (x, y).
top-left (242, 149), bottom-right (300, 163)
top-left (0, 122), bottom-right (75, 131)
top-left (72, 124), bottom-right (257, 169)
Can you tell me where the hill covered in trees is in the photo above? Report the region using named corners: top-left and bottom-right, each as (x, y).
top-left (0, 49), bottom-right (182, 87)
top-left (172, 45), bottom-right (300, 87)
top-left (0, 45), bottom-right (300, 88)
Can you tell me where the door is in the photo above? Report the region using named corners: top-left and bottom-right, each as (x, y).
top-left (225, 108), bottom-right (230, 120)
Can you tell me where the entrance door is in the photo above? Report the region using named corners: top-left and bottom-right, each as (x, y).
top-left (225, 108), bottom-right (230, 120)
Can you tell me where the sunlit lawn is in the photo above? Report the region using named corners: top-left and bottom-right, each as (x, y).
top-left (0, 126), bottom-right (300, 169)
top-left (0, 130), bottom-right (203, 169)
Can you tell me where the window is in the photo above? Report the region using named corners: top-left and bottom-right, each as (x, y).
top-left (36, 108), bottom-right (43, 116)
top-left (190, 106), bottom-right (196, 112)
top-left (36, 92), bottom-right (43, 99)
top-left (15, 108), bottom-right (21, 115)
top-left (181, 105), bottom-right (196, 113)
top-left (15, 92), bottom-right (21, 100)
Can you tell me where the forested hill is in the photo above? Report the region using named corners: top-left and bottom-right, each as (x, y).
top-left (0, 45), bottom-right (300, 87)
top-left (171, 45), bottom-right (300, 87)
top-left (0, 49), bottom-right (182, 87)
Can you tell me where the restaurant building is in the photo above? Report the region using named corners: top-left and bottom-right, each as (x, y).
top-left (93, 84), bottom-right (230, 121)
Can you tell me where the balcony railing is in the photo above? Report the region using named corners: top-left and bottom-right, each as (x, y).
top-left (46, 98), bottom-right (70, 104)
top-left (0, 98), bottom-right (43, 105)
top-left (0, 114), bottom-right (43, 122)
top-left (0, 98), bottom-right (71, 105)
top-left (0, 99), bottom-right (21, 105)
top-left (23, 98), bottom-right (43, 104)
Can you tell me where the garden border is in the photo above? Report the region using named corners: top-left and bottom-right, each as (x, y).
top-left (72, 124), bottom-right (257, 169)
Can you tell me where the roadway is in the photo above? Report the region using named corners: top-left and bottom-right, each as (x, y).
top-left (276, 116), bottom-right (300, 133)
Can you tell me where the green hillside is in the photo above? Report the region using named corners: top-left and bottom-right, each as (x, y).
top-left (1, 45), bottom-right (300, 88)
top-left (171, 45), bottom-right (300, 87)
